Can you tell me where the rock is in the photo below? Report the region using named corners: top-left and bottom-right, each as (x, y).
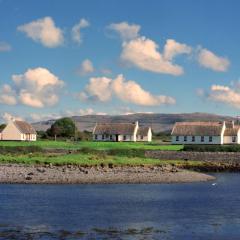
top-left (27, 172), bottom-right (34, 176)
top-left (37, 168), bottom-right (45, 173)
top-left (25, 176), bottom-right (32, 180)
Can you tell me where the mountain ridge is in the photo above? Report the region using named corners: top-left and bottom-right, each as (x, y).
top-left (32, 112), bottom-right (237, 133)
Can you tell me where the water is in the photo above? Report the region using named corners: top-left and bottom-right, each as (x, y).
top-left (0, 173), bottom-right (240, 239)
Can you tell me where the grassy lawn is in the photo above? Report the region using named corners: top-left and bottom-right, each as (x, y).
top-left (0, 140), bottom-right (183, 151)
top-left (0, 152), bottom-right (202, 167)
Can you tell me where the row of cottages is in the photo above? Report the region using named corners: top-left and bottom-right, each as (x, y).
top-left (0, 120), bottom-right (37, 141)
top-left (92, 121), bottom-right (152, 142)
top-left (171, 121), bottom-right (240, 145)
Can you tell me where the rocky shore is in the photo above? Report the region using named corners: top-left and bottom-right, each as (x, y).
top-left (0, 164), bottom-right (215, 184)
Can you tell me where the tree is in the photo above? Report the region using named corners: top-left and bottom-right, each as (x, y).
top-left (47, 118), bottom-right (77, 139)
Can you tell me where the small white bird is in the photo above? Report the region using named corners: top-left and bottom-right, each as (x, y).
top-left (212, 183), bottom-right (217, 186)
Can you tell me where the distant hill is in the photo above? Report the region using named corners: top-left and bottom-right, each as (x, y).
top-left (32, 112), bottom-right (237, 133)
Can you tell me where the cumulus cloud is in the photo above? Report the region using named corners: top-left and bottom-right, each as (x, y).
top-left (79, 76), bottom-right (112, 102)
top-left (163, 39), bottom-right (192, 61)
top-left (1, 112), bottom-right (23, 123)
top-left (203, 82), bottom-right (240, 108)
top-left (71, 18), bottom-right (90, 44)
top-left (77, 59), bottom-right (94, 76)
top-left (121, 37), bottom-right (191, 75)
top-left (0, 67), bottom-right (64, 108)
top-left (108, 22), bottom-right (140, 41)
top-left (0, 84), bottom-right (17, 105)
top-left (17, 17), bottom-right (64, 48)
top-left (0, 42), bottom-right (11, 52)
top-left (79, 74), bottom-right (176, 106)
top-left (197, 48), bottom-right (230, 72)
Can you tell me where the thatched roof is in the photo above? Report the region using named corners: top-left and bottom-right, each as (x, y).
top-left (137, 127), bottom-right (150, 136)
top-left (14, 121), bottom-right (36, 134)
top-left (93, 123), bottom-right (136, 135)
top-left (171, 122), bottom-right (223, 136)
top-left (224, 127), bottom-right (240, 136)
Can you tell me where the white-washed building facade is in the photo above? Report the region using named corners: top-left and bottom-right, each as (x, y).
top-left (171, 121), bottom-right (240, 145)
top-left (92, 121), bottom-right (152, 142)
top-left (0, 120), bottom-right (37, 141)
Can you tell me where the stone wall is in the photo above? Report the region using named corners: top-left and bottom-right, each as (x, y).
top-left (145, 151), bottom-right (240, 163)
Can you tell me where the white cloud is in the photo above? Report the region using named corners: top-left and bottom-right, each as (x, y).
top-left (1, 112), bottom-right (23, 123)
top-left (111, 75), bottom-right (175, 106)
top-left (17, 17), bottom-right (64, 48)
top-left (163, 39), bottom-right (192, 61)
top-left (121, 37), bottom-right (191, 75)
top-left (0, 67), bottom-right (64, 108)
top-left (79, 76), bottom-right (112, 102)
top-left (203, 81), bottom-right (240, 108)
top-left (0, 42), bottom-right (11, 52)
top-left (197, 48), bottom-right (230, 72)
top-left (79, 74), bottom-right (176, 106)
top-left (108, 22), bottom-right (140, 41)
top-left (71, 18), bottom-right (89, 44)
top-left (0, 84), bottom-right (17, 105)
top-left (77, 59), bottom-right (94, 76)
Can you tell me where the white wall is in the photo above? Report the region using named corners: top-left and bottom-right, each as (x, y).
top-left (137, 128), bottom-right (152, 142)
top-left (1, 122), bottom-right (22, 141)
top-left (93, 134), bottom-right (134, 142)
top-left (171, 135), bottom-right (222, 145)
top-left (0, 122), bottom-right (37, 141)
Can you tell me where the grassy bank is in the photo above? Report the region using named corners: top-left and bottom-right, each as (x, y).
top-left (0, 152), bottom-right (203, 167)
top-left (0, 140), bottom-right (183, 151)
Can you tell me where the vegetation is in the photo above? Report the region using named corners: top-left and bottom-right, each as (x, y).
top-left (46, 117), bottom-right (77, 139)
top-left (0, 140), bottom-right (185, 166)
top-left (0, 152), bottom-right (203, 167)
top-left (0, 140), bottom-right (183, 151)
top-left (183, 144), bottom-right (240, 152)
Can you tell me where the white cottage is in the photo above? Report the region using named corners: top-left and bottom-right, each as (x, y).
top-left (0, 120), bottom-right (37, 141)
top-left (171, 121), bottom-right (240, 145)
top-left (92, 121), bottom-right (152, 142)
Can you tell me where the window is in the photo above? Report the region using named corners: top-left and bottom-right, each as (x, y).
top-left (209, 136), bottom-right (213, 142)
top-left (123, 135), bottom-right (126, 140)
top-left (192, 136), bottom-right (195, 142)
top-left (176, 136), bottom-right (179, 141)
top-left (232, 136), bottom-right (236, 142)
top-left (110, 135), bottom-right (112, 140)
top-left (201, 136), bottom-right (204, 142)
top-left (141, 136), bottom-right (144, 140)
top-left (184, 136), bottom-right (187, 142)
top-left (95, 135), bottom-right (98, 140)
top-left (102, 135), bottom-right (104, 140)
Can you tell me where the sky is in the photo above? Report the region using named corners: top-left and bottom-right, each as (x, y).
top-left (0, 0), bottom-right (240, 123)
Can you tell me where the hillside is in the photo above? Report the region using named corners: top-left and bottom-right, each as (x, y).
top-left (32, 112), bottom-right (236, 133)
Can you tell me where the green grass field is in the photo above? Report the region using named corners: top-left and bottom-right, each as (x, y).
top-left (0, 152), bottom-right (202, 167)
top-left (0, 140), bottom-right (184, 166)
top-left (0, 140), bottom-right (183, 151)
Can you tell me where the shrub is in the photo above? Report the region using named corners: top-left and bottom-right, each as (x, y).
top-left (0, 146), bottom-right (43, 154)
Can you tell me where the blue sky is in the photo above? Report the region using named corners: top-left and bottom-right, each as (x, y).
top-left (0, 0), bottom-right (240, 122)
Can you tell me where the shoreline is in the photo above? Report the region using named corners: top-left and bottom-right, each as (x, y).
top-left (0, 164), bottom-right (215, 184)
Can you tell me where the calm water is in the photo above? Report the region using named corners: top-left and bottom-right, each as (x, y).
top-left (0, 173), bottom-right (240, 239)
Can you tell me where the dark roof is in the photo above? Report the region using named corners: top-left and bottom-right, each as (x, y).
top-left (14, 121), bottom-right (36, 134)
top-left (171, 122), bottom-right (223, 136)
top-left (93, 123), bottom-right (136, 135)
top-left (137, 127), bottom-right (150, 136)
